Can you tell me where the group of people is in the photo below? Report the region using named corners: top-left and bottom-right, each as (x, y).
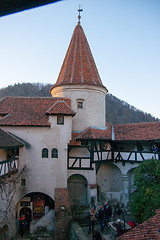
top-left (19, 211), bottom-right (31, 237)
top-left (88, 201), bottom-right (112, 239)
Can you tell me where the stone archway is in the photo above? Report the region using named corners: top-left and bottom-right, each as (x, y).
top-left (67, 174), bottom-right (88, 207)
top-left (96, 163), bottom-right (123, 203)
top-left (16, 192), bottom-right (55, 234)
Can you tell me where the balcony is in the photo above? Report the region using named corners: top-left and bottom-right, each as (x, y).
top-left (0, 157), bottom-right (18, 178)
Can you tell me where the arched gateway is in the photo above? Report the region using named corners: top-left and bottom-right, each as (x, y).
top-left (16, 192), bottom-right (54, 234)
top-left (67, 174), bottom-right (88, 207)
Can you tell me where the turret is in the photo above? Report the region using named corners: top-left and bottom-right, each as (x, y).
top-left (50, 16), bottom-right (107, 131)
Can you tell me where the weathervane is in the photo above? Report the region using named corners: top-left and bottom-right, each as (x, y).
top-left (78, 5), bottom-right (83, 24)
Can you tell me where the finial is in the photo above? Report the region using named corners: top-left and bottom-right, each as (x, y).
top-left (78, 5), bottom-right (83, 24)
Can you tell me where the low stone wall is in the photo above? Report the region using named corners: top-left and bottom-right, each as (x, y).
top-left (69, 222), bottom-right (88, 240)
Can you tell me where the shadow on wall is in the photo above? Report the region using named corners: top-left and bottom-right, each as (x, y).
top-left (96, 163), bottom-right (123, 203)
top-left (0, 225), bottom-right (8, 240)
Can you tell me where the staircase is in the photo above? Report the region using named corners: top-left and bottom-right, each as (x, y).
top-left (30, 210), bottom-right (54, 234)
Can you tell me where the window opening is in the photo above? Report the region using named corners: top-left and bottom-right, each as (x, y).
top-left (57, 116), bottom-right (64, 125)
top-left (42, 148), bottom-right (48, 158)
top-left (51, 148), bottom-right (58, 158)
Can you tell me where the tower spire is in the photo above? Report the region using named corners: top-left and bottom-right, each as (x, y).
top-left (77, 5), bottom-right (83, 24)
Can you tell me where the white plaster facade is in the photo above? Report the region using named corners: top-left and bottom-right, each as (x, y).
top-left (51, 85), bottom-right (107, 131)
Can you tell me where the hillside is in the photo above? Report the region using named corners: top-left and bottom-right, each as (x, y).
top-left (0, 83), bottom-right (159, 124)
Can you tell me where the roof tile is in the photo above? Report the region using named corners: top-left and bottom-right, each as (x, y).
top-left (0, 97), bottom-right (74, 127)
top-left (51, 23), bottom-right (107, 90)
top-left (118, 209), bottom-right (160, 240)
top-left (114, 122), bottom-right (160, 141)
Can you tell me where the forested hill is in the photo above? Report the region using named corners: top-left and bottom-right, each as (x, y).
top-left (0, 83), bottom-right (159, 124)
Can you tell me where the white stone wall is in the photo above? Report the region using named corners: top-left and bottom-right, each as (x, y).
top-left (51, 84), bottom-right (107, 131)
top-left (1, 115), bottom-right (72, 200)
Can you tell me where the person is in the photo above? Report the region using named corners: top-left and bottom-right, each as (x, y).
top-left (104, 201), bottom-right (112, 228)
top-left (25, 211), bottom-right (31, 233)
top-left (98, 204), bottom-right (104, 232)
top-left (116, 219), bottom-right (124, 237)
top-left (19, 215), bottom-right (26, 237)
top-left (128, 219), bottom-right (136, 228)
top-left (92, 230), bottom-right (103, 240)
top-left (88, 207), bottom-right (97, 234)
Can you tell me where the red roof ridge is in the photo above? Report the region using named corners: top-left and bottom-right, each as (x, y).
top-left (46, 99), bottom-right (75, 116)
top-left (76, 125), bottom-right (112, 140)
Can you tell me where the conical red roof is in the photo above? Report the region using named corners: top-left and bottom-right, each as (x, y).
top-left (52, 23), bottom-right (106, 89)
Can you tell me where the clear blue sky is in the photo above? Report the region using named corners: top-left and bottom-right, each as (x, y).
top-left (0, 0), bottom-right (160, 119)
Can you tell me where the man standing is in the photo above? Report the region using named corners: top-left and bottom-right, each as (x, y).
top-left (98, 204), bottom-right (104, 232)
top-left (88, 207), bottom-right (97, 234)
top-left (104, 201), bottom-right (112, 228)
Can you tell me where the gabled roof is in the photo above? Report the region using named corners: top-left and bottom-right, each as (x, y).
top-left (46, 100), bottom-right (75, 116)
top-left (51, 23), bottom-right (107, 91)
top-left (0, 97), bottom-right (74, 127)
top-left (114, 122), bottom-right (160, 141)
top-left (0, 128), bottom-right (24, 148)
top-left (118, 209), bottom-right (160, 240)
top-left (76, 123), bottom-right (112, 140)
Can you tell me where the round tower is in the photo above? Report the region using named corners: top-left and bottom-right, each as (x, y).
top-left (50, 21), bottom-right (107, 132)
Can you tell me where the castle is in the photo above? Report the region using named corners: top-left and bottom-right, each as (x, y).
top-left (0, 15), bottom-right (159, 239)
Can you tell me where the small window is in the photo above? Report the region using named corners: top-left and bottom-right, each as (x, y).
top-left (77, 101), bottom-right (83, 109)
top-left (51, 148), bottom-right (58, 158)
top-left (42, 148), bottom-right (48, 158)
top-left (77, 99), bottom-right (84, 109)
top-left (57, 116), bottom-right (64, 125)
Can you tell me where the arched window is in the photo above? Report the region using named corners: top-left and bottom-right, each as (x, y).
top-left (42, 148), bottom-right (48, 158)
top-left (51, 148), bottom-right (58, 158)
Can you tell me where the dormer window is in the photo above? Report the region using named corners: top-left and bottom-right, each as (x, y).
top-left (77, 99), bottom-right (84, 109)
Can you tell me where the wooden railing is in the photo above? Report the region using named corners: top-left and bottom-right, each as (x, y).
top-left (68, 147), bottom-right (160, 170)
top-left (0, 157), bottom-right (18, 177)
top-left (93, 150), bottom-right (159, 163)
